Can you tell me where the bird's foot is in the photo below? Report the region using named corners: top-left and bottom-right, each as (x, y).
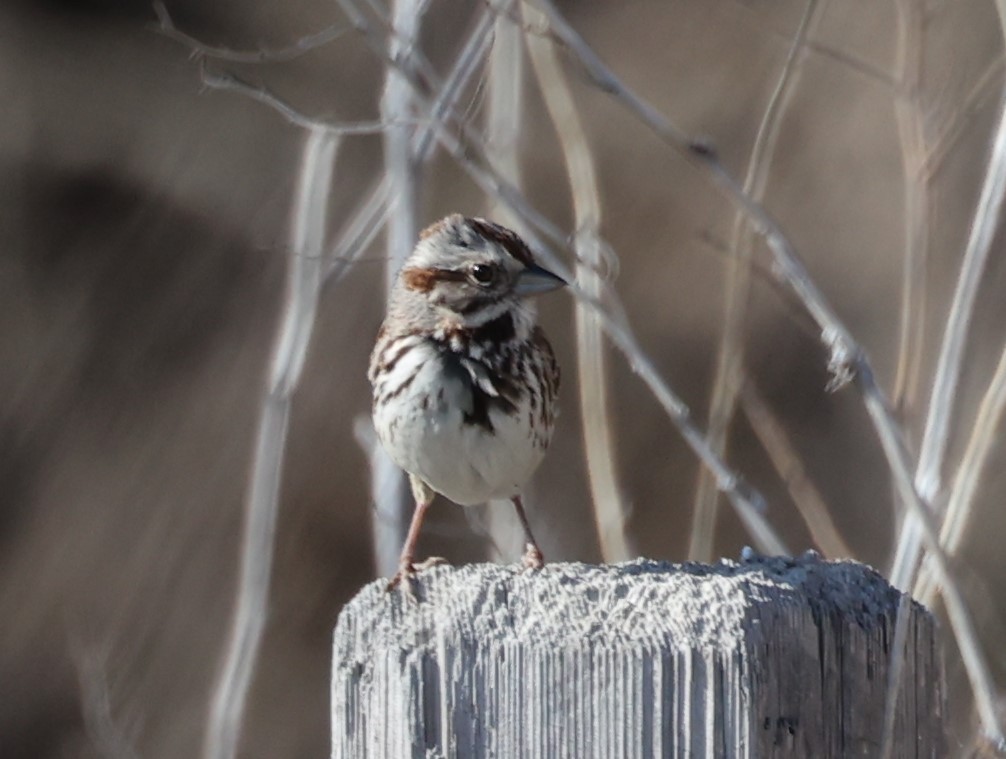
top-left (385, 556), bottom-right (449, 593)
top-left (414, 556), bottom-right (449, 571)
top-left (385, 564), bottom-right (415, 593)
top-left (520, 543), bottom-right (544, 571)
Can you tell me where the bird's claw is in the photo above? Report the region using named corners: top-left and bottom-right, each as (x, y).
top-left (521, 543), bottom-right (544, 571)
top-left (414, 556), bottom-right (449, 570)
top-left (385, 556), bottom-right (450, 593)
top-left (385, 565), bottom-right (415, 593)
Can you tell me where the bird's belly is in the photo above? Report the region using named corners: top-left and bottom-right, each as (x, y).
top-left (373, 360), bottom-right (547, 506)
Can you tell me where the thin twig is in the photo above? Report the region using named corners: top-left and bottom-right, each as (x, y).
top-left (923, 54), bottom-right (1005, 180)
top-left (75, 644), bottom-right (140, 759)
top-left (882, 6), bottom-right (930, 752)
top-left (722, 0), bottom-right (899, 90)
top-left (323, 179), bottom-right (392, 283)
top-left (367, 0), bottom-right (430, 579)
top-left (342, 9), bottom-right (499, 571)
top-left (322, 7), bottom-right (497, 284)
top-left (153, 1), bottom-right (349, 63)
top-left (689, 0), bottom-right (820, 562)
top-left (523, 1), bottom-right (634, 562)
top-left (203, 128), bottom-right (339, 759)
top-left (890, 0), bottom-right (929, 421)
top-left (879, 592), bottom-right (914, 759)
top-left (890, 53), bottom-right (1006, 594)
top-left (861, 363), bottom-right (1005, 746)
top-left (200, 67), bottom-right (396, 135)
top-left (916, 340), bottom-right (1006, 605)
top-left (740, 380), bottom-right (852, 559)
top-left (484, 0), bottom-right (532, 561)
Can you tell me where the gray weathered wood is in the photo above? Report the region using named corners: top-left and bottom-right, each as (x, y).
top-left (332, 555), bottom-right (944, 758)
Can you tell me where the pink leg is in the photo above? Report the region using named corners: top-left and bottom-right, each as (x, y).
top-left (386, 486), bottom-right (434, 592)
top-left (511, 495), bottom-right (544, 570)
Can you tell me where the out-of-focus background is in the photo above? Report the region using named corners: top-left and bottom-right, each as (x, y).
top-left (2, 0), bottom-right (1005, 756)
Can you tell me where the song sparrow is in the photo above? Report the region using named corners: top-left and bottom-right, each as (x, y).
top-left (369, 214), bottom-right (565, 590)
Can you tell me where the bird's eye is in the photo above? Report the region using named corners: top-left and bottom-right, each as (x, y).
top-left (469, 263), bottom-right (495, 285)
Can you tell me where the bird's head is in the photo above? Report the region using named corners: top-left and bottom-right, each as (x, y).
top-left (394, 214), bottom-right (566, 328)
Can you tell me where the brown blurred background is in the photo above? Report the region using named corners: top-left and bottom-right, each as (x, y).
top-left (2, 0), bottom-right (1004, 756)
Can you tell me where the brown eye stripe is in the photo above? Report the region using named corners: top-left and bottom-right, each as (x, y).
top-left (402, 267), bottom-right (467, 292)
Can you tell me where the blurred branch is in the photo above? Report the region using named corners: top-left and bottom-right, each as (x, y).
top-left (916, 340), bottom-right (1006, 605)
top-left (530, 0), bottom-right (1004, 743)
top-left (923, 54), bottom-right (1005, 181)
top-left (200, 66), bottom-right (395, 135)
top-left (689, 0), bottom-right (820, 562)
top-left (484, 0), bottom-right (533, 561)
top-left (723, 0), bottom-right (898, 89)
top-left (879, 593), bottom-right (914, 759)
top-left (75, 644), bottom-right (140, 759)
top-left (203, 128), bottom-right (339, 759)
top-left (890, 0), bottom-right (929, 420)
top-left (861, 358), bottom-right (1004, 746)
top-left (323, 8), bottom-right (496, 285)
top-left (885, 26), bottom-right (933, 755)
top-left (890, 39), bottom-right (1006, 594)
top-left (368, 0), bottom-right (430, 579)
top-left (340, 8), bottom-right (498, 570)
top-left (740, 380), bottom-right (852, 559)
top-left (523, 1), bottom-right (634, 562)
top-left (889, 8), bottom-right (931, 733)
top-left (157, 4), bottom-right (397, 136)
top-left (153, 1), bottom-right (349, 63)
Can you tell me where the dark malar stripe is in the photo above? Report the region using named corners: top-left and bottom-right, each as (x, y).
top-left (438, 312), bottom-right (516, 351)
top-left (458, 294), bottom-right (504, 316)
top-left (470, 312), bottom-right (516, 345)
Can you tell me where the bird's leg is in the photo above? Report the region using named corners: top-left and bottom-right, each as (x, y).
top-left (511, 495), bottom-right (544, 570)
top-left (386, 476), bottom-right (443, 592)
top-left (386, 499), bottom-right (430, 592)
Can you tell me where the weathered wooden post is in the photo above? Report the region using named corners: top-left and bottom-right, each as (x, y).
top-left (332, 554), bottom-right (944, 757)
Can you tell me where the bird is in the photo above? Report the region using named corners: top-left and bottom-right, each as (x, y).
top-left (368, 214), bottom-right (565, 591)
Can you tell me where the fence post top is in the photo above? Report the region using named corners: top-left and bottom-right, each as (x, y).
top-left (334, 555), bottom-right (928, 655)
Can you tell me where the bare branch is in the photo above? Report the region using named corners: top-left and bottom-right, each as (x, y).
top-left (368, 0), bottom-right (431, 578)
top-left (740, 380), bottom-right (853, 559)
top-left (722, 0), bottom-right (899, 90)
top-left (922, 54), bottom-right (1005, 181)
top-left (153, 1), bottom-right (349, 63)
top-left (689, 0), bottom-right (821, 562)
top-left (483, 0), bottom-right (534, 561)
top-left (322, 9), bottom-right (497, 283)
top-left (916, 340), bottom-right (1006, 605)
top-left (892, 98), bottom-right (1006, 585)
top-left (862, 362), bottom-right (1005, 746)
top-left (200, 66), bottom-right (394, 135)
top-left (75, 644), bottom-right (140, 759)
top-left (523, 1), bottom-right (634, 562)
top-left (890, 0), bottom-right (930, 420)
top-left (203, 128), bottom-right (339, 759)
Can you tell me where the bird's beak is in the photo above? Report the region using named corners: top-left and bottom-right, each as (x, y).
top-left (515, 263), bottom-right (567, 296)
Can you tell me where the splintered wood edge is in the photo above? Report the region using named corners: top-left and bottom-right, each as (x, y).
top-left (334, 555), bottom-right (927, 653)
